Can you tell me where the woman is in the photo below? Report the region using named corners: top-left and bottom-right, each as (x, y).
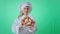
top-left (12, 2), bottom-right (37, 34)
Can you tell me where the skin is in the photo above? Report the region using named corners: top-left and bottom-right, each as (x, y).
top-left (22, 6), bottom-right (29, 15)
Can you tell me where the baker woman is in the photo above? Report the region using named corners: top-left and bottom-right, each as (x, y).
top-left (12, 2), bottom-right (37, 34)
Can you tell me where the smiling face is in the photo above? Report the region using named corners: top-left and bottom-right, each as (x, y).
top-left (22, 6), bottom-right (29, 15)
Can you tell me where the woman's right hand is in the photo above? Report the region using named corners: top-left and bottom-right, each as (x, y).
top-left (19, 26), bottom-right (22, 32)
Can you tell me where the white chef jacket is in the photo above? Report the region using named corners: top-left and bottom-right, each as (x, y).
top-left (12, 14), bottom-right (37, 34)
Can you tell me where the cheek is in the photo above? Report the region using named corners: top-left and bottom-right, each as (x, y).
top-left (25, 9), bottom-right (28, 12)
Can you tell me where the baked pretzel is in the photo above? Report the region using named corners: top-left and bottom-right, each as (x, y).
top-left (21, 15), bottom-right (35, 27)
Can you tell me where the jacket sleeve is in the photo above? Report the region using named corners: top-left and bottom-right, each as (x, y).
top-left (11, 17), bottom-right (21, 33)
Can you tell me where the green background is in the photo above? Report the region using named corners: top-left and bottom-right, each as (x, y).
top-left (0, 0), bottom-right (60, 34)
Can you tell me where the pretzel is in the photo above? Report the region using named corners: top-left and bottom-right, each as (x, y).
top-left (21, 15), bottom-right (35, 27)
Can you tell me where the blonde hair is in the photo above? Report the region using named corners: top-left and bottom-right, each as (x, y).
top-left (18, 11), bottom-right (24, 18)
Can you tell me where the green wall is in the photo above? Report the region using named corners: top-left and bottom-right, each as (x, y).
top-left (0, 0), bottom-right (60, 34)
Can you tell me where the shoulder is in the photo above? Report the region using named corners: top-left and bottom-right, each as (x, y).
top-left (17, 15), bottom-right (25, 20)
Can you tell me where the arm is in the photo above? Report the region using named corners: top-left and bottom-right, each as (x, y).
top-left (12, 17), bottom-right (22, 33)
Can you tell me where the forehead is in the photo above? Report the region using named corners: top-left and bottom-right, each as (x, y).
top-left (25, 6), bottom-right (29, 8)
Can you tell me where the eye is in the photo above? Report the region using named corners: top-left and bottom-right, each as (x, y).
top-left (27, 7), bottom-right (29, 10)
top-left (24, 6), bottom-right (29, 10)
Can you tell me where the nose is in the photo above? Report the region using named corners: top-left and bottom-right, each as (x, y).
top-left (26, 8), bottom-right (29, 11)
